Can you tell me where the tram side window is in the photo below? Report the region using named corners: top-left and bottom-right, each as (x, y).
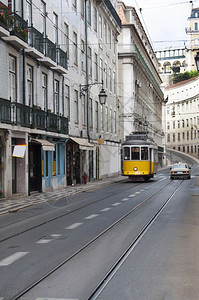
top-left (131, 147), bottom-right (140, 160)
top-left (124, 147), bottom-right (130, 160)
top-left (141, 147), bottom-right (148, 160)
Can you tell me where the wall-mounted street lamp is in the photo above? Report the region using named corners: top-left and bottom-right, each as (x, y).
top-left (80, 80), bottom-right (107, 105)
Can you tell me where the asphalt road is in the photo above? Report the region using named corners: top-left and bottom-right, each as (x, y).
top-left (0, 162), bottom-right (199, 300)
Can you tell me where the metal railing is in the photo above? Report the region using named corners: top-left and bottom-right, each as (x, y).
top-left (0, 98), bottom-right (68, 134)
top-left (0, 1), bottom-right (10, 30)
top-left (57, 47), bottom-right (68, 69)
top-left (28, 26), bottom-right (44, 53)
top-left (10, 13), bottom-right (28, 42)
top-left (0, 98), bottom-right (11, 123)
top-left (44, 37), bottom-right (56, 62)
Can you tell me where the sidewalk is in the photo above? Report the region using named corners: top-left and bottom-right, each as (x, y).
top-left (0, 176), bottom-right (126, 216)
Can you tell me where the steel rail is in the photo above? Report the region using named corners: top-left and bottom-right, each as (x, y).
top-left (12, 178), bottom-right (176, 300)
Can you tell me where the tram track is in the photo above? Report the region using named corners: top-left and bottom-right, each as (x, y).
top-left (0, 178), bottom-right (164, 243)
top-left (12, 178), bottom-right (182, 300)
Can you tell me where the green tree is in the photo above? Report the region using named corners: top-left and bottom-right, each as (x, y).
top-left (172, 70), bottom-right (199, 84)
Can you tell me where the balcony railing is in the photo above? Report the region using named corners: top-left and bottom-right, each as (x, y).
top-left (60, 116), bottom-right (68, 134)
top-left (44, 37), bottom-right (56, 62)
top-left (0, 1), bottom-right (10, 30)
top-left (32, 106), bottom-right (46, 130)
top-left (0, 98), bottom-right (11, 123)
top-left (28, 26), bottom-right (44, 54)
top-left (56, 47), bottom-right (68, 69)
top-left (14, 102), bottom-right (30, 127)
top-left (0, 99), bottom-right (68, 134)
top-left (10, 13), bottom-right (28, 42)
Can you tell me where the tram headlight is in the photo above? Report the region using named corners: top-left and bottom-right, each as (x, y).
top-left (134, 167), bottom-right (138, 171)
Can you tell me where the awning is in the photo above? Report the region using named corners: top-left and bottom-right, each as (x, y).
top-left (69, 137), bottom-right (94, 150)
top-left (31, 139), bottom-right (55, 151)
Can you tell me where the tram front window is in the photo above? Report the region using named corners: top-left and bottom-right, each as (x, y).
top-left (141, 147), bottom-right (148, 160)
top-left (124, 147), bottom-right (130, 160)
top-left (131, 147), bottom-right (140, 160)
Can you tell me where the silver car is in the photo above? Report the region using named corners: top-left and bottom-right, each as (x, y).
top-left (170, 163), bottom-right (191, 180)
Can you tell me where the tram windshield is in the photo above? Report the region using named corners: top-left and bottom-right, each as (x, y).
top-left (131, 147), bottom-right (140, 160)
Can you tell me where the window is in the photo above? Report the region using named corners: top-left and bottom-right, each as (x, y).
top-left (173, 121), bottom-right (175, 129)
top-left (195, 22), bottom-right (198, 30)
top-left (53, 12), bottom-right (58, 44)
top-left (42, 73), bottom-right (47, 110)
top-left (178, 120), bottom-right (180, 128)
top-left (74, 90), bottom-right (79, 123)
top-left (26, 0), bottom-right (32, 26)
top-left (81, 1), bottom-right (85, 18)
top-left (65, 84), bottom-right (70, 120)
top-left (110, 108), bottom-right (113, 133)
top-left (94, 7), bottom-right (97, 32)
top-left (187, 131), bottom-right (189, 140)
top-left (178, 133), bottom-right (180, 141)
top-left (73, 31), bottom-right (78, 65)
top-left (54, 80), bottom-right (59, 114)
top-left (105, 106), bottom-right (108, 132)
top-left (88, 46), bottom-right (92, 76)
top-left (167, 134), bottom-right (170, 142)
top-left (182, 119), bottom-right (185, 128)
top-left (95, 101), bottom-right (99, 130)
top-left (141, 147), bottom-right (148, 160)
top-left (99, 15), bottom-right (102, 39)
top-left (41, 1), bottom-right (46, 37)
top-left (94, 53), bottom-right (98, 81)
top-left (114, 110), bottom-right (116, 133)
top-left (108, 27), bottom-right (111, 49)
top-left (186, 119), bottom-right (189, 127)
top-left (167, 122), bottom-right (170, 130)
top-left (124, 147), bottom-right (130, 160)
top-left (64, 23), bottom-right (69, 58)
top-left (82, 94), bottom-right (86, 125)
top-left (113, 71), bottom-right (116, 94)
top-left (73, 0), bottom-right (77, 9)
top-left (109, 67), bottom-right (112, 92)
top-left (89, 98), bottom-right (93, 127)
top-left (131, 147), bottom-right (140, 160)
top-left (104, 21), bottom-right (107, 44)
top-left (27, 65), bottom-right (33, 106)
top-left (87, 0), bottom-right (91, 25)
top-left (104, 63), bottom-right (108, 88)
top-left (173, 133), bottom-right (175, 142)
top-left (81, 39), bottom-right (85, 71)
top-left (9, 55), bottom-right (16, 101)
top-left (100, 58), bottom-right (103, 82)
top-left (182, 132), bottom-right (185, 140)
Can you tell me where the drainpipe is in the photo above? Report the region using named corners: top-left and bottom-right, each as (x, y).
top-left (85, 0), bottom-right (90, 142)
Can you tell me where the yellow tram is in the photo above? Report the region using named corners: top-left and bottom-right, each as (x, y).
top-left (122, 132), bottom-right (158, 181)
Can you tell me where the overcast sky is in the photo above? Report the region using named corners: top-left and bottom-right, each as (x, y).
top-left (123, 0), bottom-right (196, 50)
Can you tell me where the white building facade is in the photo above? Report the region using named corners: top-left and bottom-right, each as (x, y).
top-left (0, 0), bottom-right (121, 199)
top-left (164, 76), bottom-right (199, 158)
top-left (117, 2), bottom-right (165, 166)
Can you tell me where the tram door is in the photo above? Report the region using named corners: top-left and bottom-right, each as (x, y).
top-left (150, 148), bottom-right (152, 175)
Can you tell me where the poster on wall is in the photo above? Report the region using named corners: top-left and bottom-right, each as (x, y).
top-left (12, 144), bottom-right (26, 158)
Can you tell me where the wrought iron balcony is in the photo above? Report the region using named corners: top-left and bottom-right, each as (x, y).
top-left (56, 47), bottom-right (68, 69)
top-left (0, 97), bottom-right (11, 123)
top-left (44, 37), bottom-right (56, 62)
top-left (10, 13), bottom-right (28, 42)
top-left (60, 116), bottom-right (68, 134)
top-left (47, 111), bottom-right (58, 132)
top-left (0, 1), bottom-right (10, 30)
top-left (28, 26), bottom-right (44, 54)
top-left (32, 106), bottom-right (46, 130)
top-left (13, 102), bottom-right (30, 127)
